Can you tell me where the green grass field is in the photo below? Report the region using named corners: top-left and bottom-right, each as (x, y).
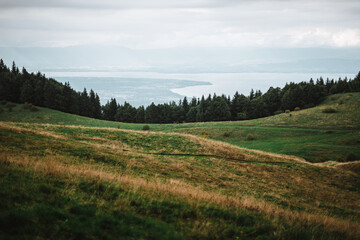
top-left (0, 93), bottom-right (359, 239)
top-left (1, 93), bottom-right (359, 162)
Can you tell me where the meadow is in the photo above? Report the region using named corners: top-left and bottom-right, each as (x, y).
top-left (0, 93), bottom-right (359, 239)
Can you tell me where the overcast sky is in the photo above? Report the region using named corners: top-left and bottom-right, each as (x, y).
top-left (0, 0), bottom-right (359, 49)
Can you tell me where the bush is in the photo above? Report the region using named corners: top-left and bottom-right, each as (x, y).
top-left (246, 133), bottom-right (255, 141)
top-left (324, 130), bottom-right (333, 134)
top-left (346, 153), bottom-right (357, 162)
top-left (201, 130), bottom-right (209, 138)
top-left (285, 109), bottom-right (290, 113)
top-left (274, 110), bottom-right (283, 115)
top-left (322, 108), bottom-right (336, 113)
top-left (223, 132), bottom-right (230, 138)
top-left (30, 105), bottom-right (39, 112)
top-left (22, 102), bottom-right (31, 110)
top-left (5, 102), bottom-right (16, 109)
top-left (294, 107), bottom-right (300, 111)
top-left (339, 100), bottom-right (344, 105)
top-left (22, 103), bottom-right (39, 112)
top-left (142, 125), bottom-right (150, 131)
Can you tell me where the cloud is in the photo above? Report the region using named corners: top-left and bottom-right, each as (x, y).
top-left (0, 0), bottom-right (359, 48)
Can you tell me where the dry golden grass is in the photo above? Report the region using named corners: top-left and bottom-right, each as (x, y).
top-left (4, 121), bottom-right (308, 165)
top-left (0, 121), bottom-right (66, 139)
top-left (2, 153), bottom-right (359, 239)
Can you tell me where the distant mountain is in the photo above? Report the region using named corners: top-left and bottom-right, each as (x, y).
top-left (0, 46), bottom-right (359, 73)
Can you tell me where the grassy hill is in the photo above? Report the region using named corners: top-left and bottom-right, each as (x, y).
top-left (0, 93), bottom-right (360, 239)
top-left (1, 93), bottom-right (359, 162)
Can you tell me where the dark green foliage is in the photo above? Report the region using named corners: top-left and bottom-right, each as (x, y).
top-left (322, 108), bottom-right (336, 113)
top-left (5, 102), bottom-right (16, 109)
top-left (186, 106), bottom-right (197, 122)
top-left (102, 98), bottom-right (118, 121)
top-left (223, 132), bottom-right (231, 138)
top-left (22, 102), bottom-right (32, 110)
top-left (0, 60), bottom-right (101, 119)
top-left (22, 102), bottom-right (39, 112)
top-left (246, 133), bottom-right (255, 141)
top-left (142, 125), bottom-right (150, 131)
top-left (346, 153), bottom-right (357, 161)
top-left (30, 105), bottom-right (39, 112)
top-left (116, 101), bottom-right (137, 123)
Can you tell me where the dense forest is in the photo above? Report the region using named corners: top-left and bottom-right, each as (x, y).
top-left (1, 59), bottom-right (359, 123)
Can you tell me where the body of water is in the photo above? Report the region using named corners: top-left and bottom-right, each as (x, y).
top-left (45, 71), bottom-right (356, 107)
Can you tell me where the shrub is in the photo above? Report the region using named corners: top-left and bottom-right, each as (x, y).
top-left (274, 110), bottom-right (283, 115)
top-left (117, 125), bottom-right (121, 129)
top-left (246, 133), bottom-right (255, 141)
top-left (22, 102), bottom-right (31, 110)
top-left (201, 130), bottom-right (209, 138)
top-left (339, 100), bottom-right (344, 105)
top-left (285, 109), bottom-right (290, 113)
top-left (322, 108), bottom-right (336, 113)
top-left (294, 107), bottom-right (300, 111)
top-left (30, 105), bottom-right (39, 112)
top-left (324, 130), bottom-right (333, 134)
top-left (223, 132), bottom-right (230, 138)
top-left (142, 125), bottom-right (150, 131)
top-left (289, 113), bottom-right (292, 117)
top-left (5, 102), bottom-right (16, 109)
top-left (346, 153), bottom-right (357, 162)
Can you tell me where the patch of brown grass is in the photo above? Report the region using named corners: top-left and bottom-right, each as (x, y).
top-left (2, 153), bottom-right (359, 239)
top-left (0, 122), bottom-right (66, 140)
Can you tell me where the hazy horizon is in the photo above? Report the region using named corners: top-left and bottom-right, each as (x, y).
top-left (0, 0), bottom-right (359, 105)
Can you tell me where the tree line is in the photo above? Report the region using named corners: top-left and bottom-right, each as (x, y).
top-left (0, 60), bottom-right (102, 119)
top-left (1, 59), bottom-right (359, 123)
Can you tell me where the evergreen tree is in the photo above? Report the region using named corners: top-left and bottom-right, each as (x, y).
top-left (182, 96), bottom-right (189, 118)
top-left (186, 106), bottom-right (197, 122)
top-left (116, 102), bottom-right (137, 123)
top-left (145, 102), bottom-right (160, 123)
top-left (136, 106), bottom-right (145, 123)
top-left (19, 78), bottom-right (33, 103)
top-left (207, 97), bottom-right (231, 121)
top-left (196, 96), bottom-right (206, 122)
top-left (102, 98), bottom-right (118, 121)
top-left (249, 89), bottom-right (255, 100)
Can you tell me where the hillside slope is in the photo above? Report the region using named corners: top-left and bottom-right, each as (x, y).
top-left (1, 120), bottom-right (360, 239)
top-left (1, 93), bottom-right (360, 163)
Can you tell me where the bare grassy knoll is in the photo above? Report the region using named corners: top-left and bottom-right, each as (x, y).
top-left (1, 118), bottom-right (360, 239)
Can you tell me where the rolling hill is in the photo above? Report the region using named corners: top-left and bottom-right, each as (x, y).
top-left (0, 93), bottom-right (359, 239)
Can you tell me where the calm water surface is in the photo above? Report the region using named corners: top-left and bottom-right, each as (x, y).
top-left (45, 71), bottom-right (355, 107)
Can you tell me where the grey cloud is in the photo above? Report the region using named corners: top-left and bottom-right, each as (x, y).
top-left (0, 0), bottom-right (238, 9)
top-left (0, 0), bottom-right (359, 48)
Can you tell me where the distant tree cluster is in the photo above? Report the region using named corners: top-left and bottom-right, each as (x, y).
top-left (0, 60), bottom-right (102, 119)
top-left (1, 59), bottom-right (359, 123)
top-left (102, 73), bottom-right (360, 123)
